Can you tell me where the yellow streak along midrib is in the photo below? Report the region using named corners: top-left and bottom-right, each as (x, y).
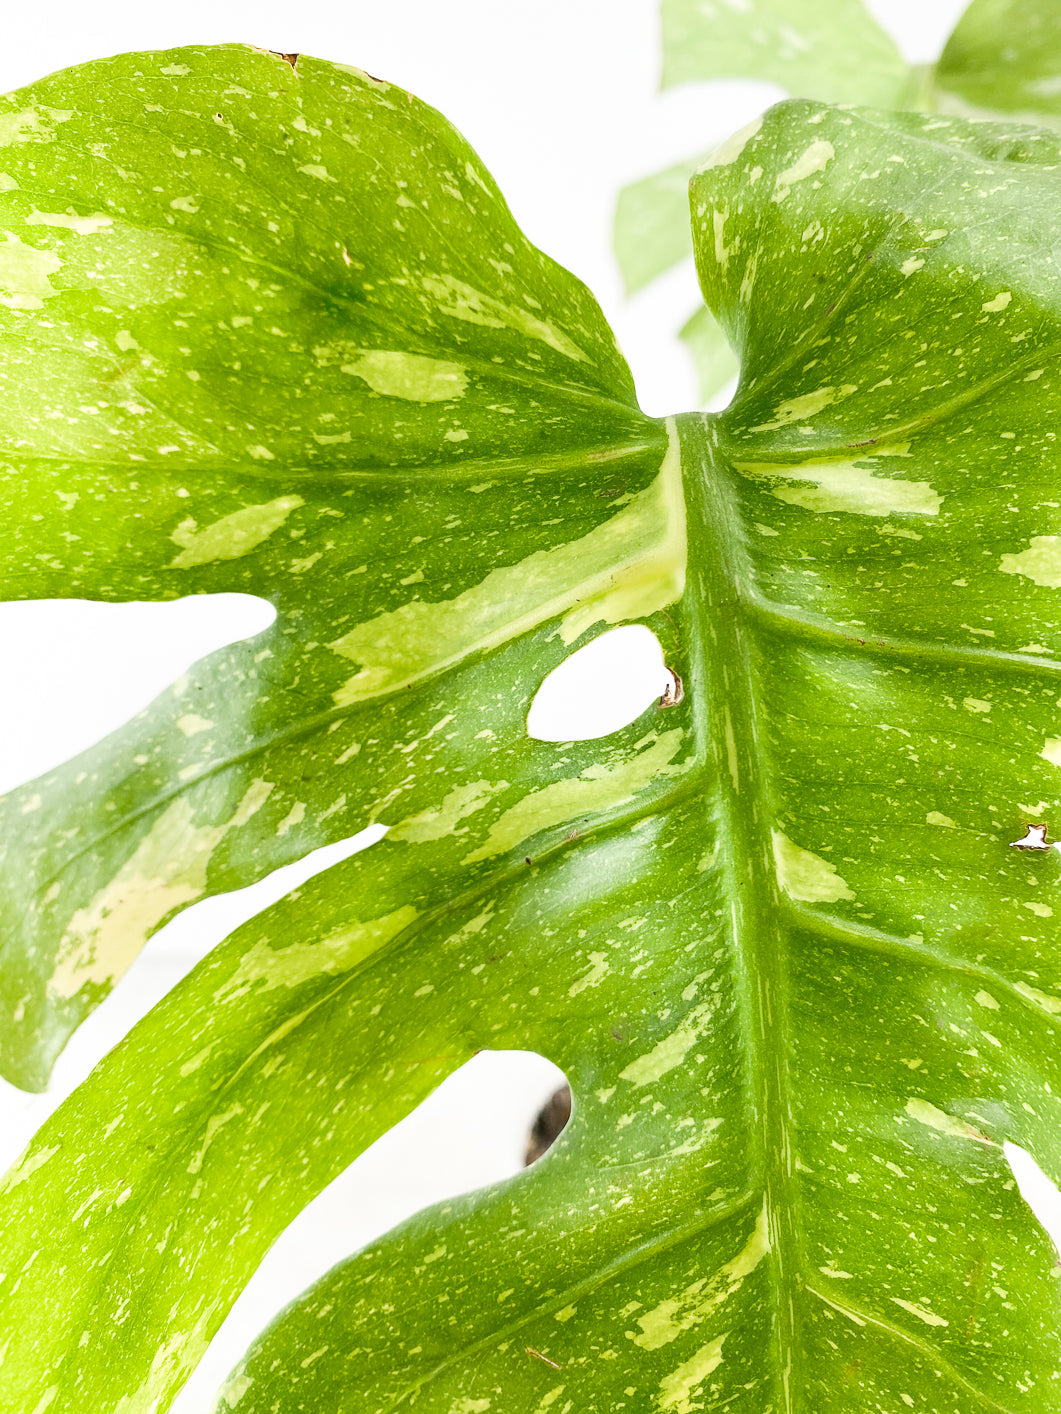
top-left (328, 420), bottom-right (685, 707)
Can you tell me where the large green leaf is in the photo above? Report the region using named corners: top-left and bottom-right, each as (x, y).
top-left (935, 0), bottom-right (1061, 125)
top-left (215, 104), bottom-right (1061, 1411)
top-left (4, 47), bottom-right (1061, 1414)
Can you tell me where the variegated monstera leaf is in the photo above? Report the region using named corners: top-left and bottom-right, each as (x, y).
top-left (3, 44), bottom-right (1061, 1414)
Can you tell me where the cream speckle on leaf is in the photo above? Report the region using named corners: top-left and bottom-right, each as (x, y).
top-left (771, 830), bottom-right (854, 904)
top-left (168, 496), bottom-right (304, 569)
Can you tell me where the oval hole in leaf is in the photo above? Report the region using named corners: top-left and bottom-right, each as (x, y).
top-left (527, 624), bottom-right (672, 742)
top-left (1004, 1140), bottom-right (1061, 1258)
top-left (0, 594), bottom-right (276, 793)
top-left (165, 1050), bottom-right (568, 1413)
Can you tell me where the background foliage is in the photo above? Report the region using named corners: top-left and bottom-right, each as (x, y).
top-left (616, 0), bottom-right (1061, 404)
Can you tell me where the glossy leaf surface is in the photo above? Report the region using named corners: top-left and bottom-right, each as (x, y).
top-left (0, 46), bottom-right (656, 1091)
top-left (3, 46), bottom-right (1061, 1414)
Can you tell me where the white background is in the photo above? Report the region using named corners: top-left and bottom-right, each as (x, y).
top-left (2, 2), bottom-right (1051, 1409)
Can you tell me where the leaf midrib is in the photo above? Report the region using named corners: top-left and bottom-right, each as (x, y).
top-left (686, 407), bottom-right (1046, 1408)
top-left (682, 410), bottom-right (802, 1409)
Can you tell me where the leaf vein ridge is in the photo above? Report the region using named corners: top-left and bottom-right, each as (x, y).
top-left (378, 1188), bottom-right (760, 1412)
top-left (784, 901), bottom-right (1061, 1033)
top-left (748, 593), bottom-right (1061, 678)
top-left (804, 1281), bottom-right (1018, 1414)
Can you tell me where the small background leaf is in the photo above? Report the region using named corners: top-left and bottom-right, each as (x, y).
top-left (660, 0), bottom-right (908, 106)
top-left (615, 155), bottom-right (708, 296)
top-left (935, 0), bottom-right (1061, 124)
top-left (677, 305), bottom-right (740, 407)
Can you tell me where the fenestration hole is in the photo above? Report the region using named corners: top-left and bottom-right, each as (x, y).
top-left (526, 625), bottom-right (673, 742)
top-left (165, 1050), bottom-right (568, 1414)
top-left (1004, 1141), bottom-right (1061, 1259)
top-left (0, 593), bottom-right (276, 793)
top-left (525, 1084), bottom-right (572, 1165)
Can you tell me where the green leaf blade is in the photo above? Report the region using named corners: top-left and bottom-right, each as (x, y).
top-left (688, 96), bottom-right (1061, 1403)
top-left (223, 96), bottom-right (1061, 1411)
top-left (0, 641), bottom-right (701, 1413)
top-left (0, 48), bottom-right (640, 478)
top-left (660, 0), bottom-right (909, 107)
top-left (0, 426), bottom-right (672, 1090)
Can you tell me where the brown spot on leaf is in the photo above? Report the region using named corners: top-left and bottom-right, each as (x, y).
top-left (659, 669), bottom-right (684, 708)
top-left (526, 1347), bottom-right (562, 1370)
